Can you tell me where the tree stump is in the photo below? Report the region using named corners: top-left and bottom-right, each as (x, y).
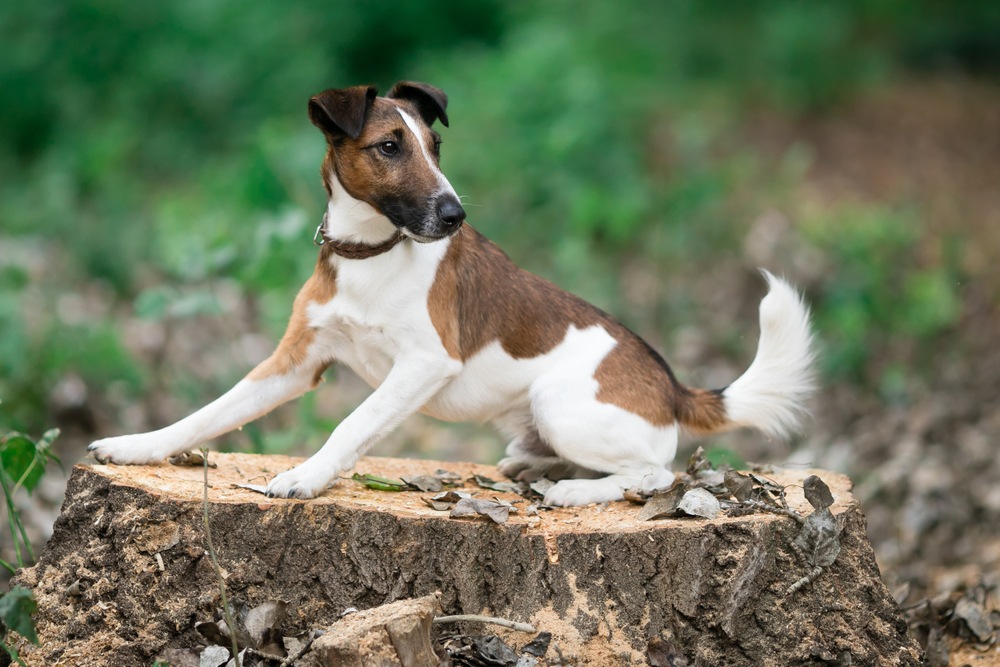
top-left (12, 453), bottom-right (920, 666)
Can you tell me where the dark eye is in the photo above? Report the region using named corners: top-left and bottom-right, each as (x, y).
top-left (432, 140), bottom-right (442, 157)
top-left (378, 141), bottom-right (400, 157)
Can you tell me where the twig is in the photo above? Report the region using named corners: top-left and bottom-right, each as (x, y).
top-left (727, 498), bottom-right (805, 524)
top-left (434, 614), bottom-right (536, 633)
top-left (787, 565), bottom-right (824, 594)
top-left (279, 630), bottom-right (323, 667)
top-left (202, 447), bottom-right (241, 667)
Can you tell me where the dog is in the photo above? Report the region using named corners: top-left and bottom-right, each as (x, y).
top-left (89, 81), bottom-right (815, 506)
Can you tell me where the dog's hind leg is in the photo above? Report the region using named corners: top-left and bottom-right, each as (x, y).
top-left (497, 430), bottom-right (604, 482)
top-left (528, 373), bottom-right (678, 507)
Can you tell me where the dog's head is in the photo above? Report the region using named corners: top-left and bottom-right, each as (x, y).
top-left (309, 82), bottom-right (465, 242)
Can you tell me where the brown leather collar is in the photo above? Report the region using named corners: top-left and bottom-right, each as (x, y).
top-left (314, 217), bottom-right (407, 259)
top-left (324, 229), bottom-right (406, 259)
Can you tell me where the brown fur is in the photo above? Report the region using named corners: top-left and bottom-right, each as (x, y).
top-left (246, 250), bottom-right (337, 385)
top-left (427, 226), bottom-right (727, 429)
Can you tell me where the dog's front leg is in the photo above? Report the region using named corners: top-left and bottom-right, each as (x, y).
top-left (88, 354), bottom-right (329, 465)
top-left (265, 353), bottom-right (461, 499)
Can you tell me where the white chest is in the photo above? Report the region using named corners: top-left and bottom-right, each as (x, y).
top-left (306, 242), bottom-right (448, 388)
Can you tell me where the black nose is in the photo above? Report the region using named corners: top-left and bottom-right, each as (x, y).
top-left (436, 197), bottom-right (466, 228)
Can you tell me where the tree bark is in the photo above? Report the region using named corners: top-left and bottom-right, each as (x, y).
top-left (12, 453), bottom-right (920, 666)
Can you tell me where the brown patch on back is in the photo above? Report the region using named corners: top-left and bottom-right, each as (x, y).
top-left (246, 251), bottom-right (337, 385)
top-left (428, 226), bottom-right (700, 427)
top-left (593, 339), bottom-right (679, 427)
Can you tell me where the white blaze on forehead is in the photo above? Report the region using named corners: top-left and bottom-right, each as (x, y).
top-left (396, 108), bottom-right (458, 197)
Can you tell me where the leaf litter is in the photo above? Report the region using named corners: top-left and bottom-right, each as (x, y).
top-left (440, 630), bottom-right (552, 667)
top-left (194, 599), bottom-right (292, 666)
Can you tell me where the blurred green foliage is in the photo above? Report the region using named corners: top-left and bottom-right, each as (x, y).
top-left (803, 206), bottom-right (962, 388)
top-left (1, 0), bottom-right (994, 436)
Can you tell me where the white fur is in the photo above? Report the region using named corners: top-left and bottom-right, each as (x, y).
top-left (324, 176), bottom-right (396, 244)
top-left (87, 372), bottom-right (316, 464)
top-left (721, 271), bottom-right (815, 438)
top-left (397, 108), bottom-right (458, 199)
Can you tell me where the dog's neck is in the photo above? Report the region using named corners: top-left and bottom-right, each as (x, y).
top-left (322, 175), bottom-right (402, 246)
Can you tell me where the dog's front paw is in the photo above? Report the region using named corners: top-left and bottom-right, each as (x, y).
top-left (265, 465), bottom-right (337, 500)
top-left (87, 434), bottom-right (171, 465)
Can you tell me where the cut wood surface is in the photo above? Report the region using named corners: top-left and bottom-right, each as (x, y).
top-left (13, 453), bottom-right (921, 666)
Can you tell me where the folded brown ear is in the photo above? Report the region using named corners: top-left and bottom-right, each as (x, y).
top-left (308, 85), bottom-right (378, 139)
top-left (387, 81), bottom-right (449, 127)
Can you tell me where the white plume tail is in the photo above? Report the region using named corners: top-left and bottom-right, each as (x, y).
top-left (721, 271), bottom-right (816, 438)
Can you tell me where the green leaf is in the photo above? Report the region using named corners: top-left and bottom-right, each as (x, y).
top-left (0, 434), bottom-right (42, 492)
top-left (351, 473), bottom-right (409, 492)
top-left (0, 586), bottom-right (39, 645)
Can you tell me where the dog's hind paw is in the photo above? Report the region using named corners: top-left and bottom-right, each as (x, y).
top-left (542, 478), bottom-right (627, 507)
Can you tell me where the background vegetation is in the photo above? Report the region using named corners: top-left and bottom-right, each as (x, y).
top-left (1, 0), bottom-right (999, 605)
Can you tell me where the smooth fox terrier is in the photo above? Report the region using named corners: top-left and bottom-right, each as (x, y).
top-left (89, 81), bottom-right (815, 506)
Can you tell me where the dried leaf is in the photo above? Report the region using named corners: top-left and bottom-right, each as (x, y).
top-left (195, 621), bottom-right (227, 646)
top-left (423, 490), bottom-right (471, 510)
top-left (169, 450), bottom-right (217, 468)
top-left (623, 487), bottom-right (651, 504)
top-left (724, 470), bottom-right (754, 502)
top-left (521, 631), bottom-right (552, 658)
top-left (199, 645), bottom-right (230, 667)
top-left (528, 478), bottom-right (555, 497)
top-left (473, 635), bottom-right (519, 664)
top-left (223, 648), bottom-right (248, 667)
top-left (434, 469), bottom-right (463, 485)
top-left (676, 488), bottom-right (721, 519)
top-left (954, 597), bottom-right (994, 643)
top-left (751, 474), bottom-right (785, 500)
top-left (638, 484), bottom-right (687, 521)
top-left (794, 507), bottom-right (842, 567)
top-left (351, 472), bottom-right (409, 492)
top-left (402, 475), bottom-right (444, 492)
top-left (803, 475), bottom-right (835, 510)
top-left (241, 600), bottom-right (287, 654)
top-left (472, 474), bottom-right (522, 494)
top-left (423, 499), bottom-right (456, 511)
top-left (476, 501), bottom-right (513, 525)
top-left (693, 469), bottom-right (727, 495)
top-left (451, 497), bottom-right (513, 524)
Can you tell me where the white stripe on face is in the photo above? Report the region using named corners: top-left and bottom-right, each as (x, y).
top-left (396, 108), bottom-right (458, 197)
